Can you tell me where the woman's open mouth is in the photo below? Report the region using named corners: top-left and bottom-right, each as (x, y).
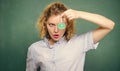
top-left (53, 34), bottom-right (59, 39)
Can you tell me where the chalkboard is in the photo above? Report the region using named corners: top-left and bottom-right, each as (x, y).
top-left (0, 0), bottom-right (120, 71)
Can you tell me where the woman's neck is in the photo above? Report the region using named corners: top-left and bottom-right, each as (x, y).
top-left (48, 39), bottom-right (56, 45)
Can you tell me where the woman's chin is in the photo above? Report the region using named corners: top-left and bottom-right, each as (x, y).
top-left (53, 38), bottom-right (60, 41)
top-left (52, 37), bottom-right (61, 41)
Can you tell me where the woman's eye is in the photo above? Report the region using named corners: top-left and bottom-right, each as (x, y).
top-left (49, 24), bottom-right (55, 27)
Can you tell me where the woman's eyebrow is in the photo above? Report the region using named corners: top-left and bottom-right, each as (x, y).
top-left (48, 22), bottom-right (57, 25)
top-left (48, 23), bottom-right (55, 24)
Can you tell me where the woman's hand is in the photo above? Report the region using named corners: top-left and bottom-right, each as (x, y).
top-left (61, 9), bottom-right (80, 20)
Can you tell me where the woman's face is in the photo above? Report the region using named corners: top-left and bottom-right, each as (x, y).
top-left (47, 15), bottom-right (67, 42)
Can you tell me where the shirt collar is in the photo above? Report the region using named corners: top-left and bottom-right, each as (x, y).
top-left (43, 36), bottom-right (67, 49)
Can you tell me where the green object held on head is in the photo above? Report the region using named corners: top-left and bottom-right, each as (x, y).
top-left (58, 23), bottom-right (66, 29)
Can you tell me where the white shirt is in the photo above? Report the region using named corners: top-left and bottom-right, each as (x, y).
top-left (26, 31), bottom-right (99, 71)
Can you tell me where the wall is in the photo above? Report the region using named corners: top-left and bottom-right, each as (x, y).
top-left (0, 0), bottom-right (120, 71)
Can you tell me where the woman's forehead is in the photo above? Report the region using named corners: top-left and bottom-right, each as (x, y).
top-left (48, 15), bottom-right (60, 22)
top-left (47, 15), bottom-right (67, 24)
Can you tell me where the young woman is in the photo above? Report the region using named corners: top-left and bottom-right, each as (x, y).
top-left (26, 2), bottom-right (115, 71)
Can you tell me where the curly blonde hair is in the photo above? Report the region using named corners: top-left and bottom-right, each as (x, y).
top-left (37, 2), bottom-right (75, 41)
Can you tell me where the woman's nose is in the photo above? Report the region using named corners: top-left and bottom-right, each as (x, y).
top-left (54, 26), bottom-right (59, 33)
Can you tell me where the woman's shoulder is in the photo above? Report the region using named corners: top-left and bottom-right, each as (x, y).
top-left (28, 39), bottom-right (45, 50)
top-left (32, 40), bottom-right (44, 45)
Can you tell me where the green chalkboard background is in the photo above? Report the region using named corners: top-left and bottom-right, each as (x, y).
top-left (0, 0), bottom-right (120, 71)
